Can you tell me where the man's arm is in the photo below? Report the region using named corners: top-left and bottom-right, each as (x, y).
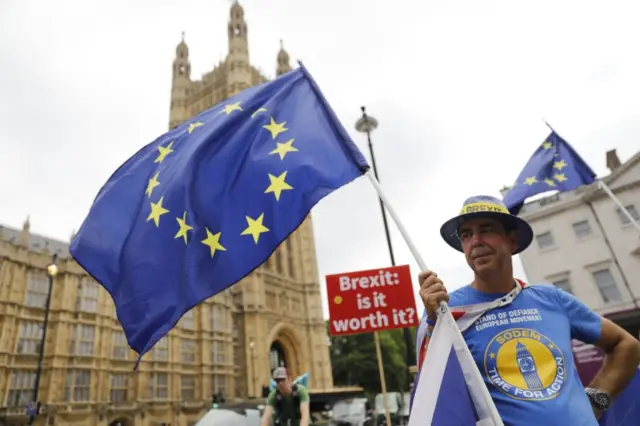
top-left (589, 317), bottom-right (640, 400)
top-left (260, 405), bottom-right (274, 426)
top-left (260, 391), bottom-right (276, 426)
top-left (556, 287), bottom-right (640, 416)
top-left (298, 386), bottom-right (311, 426)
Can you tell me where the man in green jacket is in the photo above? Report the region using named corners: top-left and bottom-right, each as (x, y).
top-left (261, 367), bottom-right (310, 426)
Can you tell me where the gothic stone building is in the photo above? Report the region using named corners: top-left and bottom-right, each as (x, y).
top-left (0, 3), bottom-right (333, 426)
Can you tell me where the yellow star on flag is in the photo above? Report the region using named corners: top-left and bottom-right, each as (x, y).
top-left (251, 107), bottom-right (267, 119)
top-left (265, 171), bottom-right (293, 201)
top-left (333, 295), bottom-right (343, 305)
top-left (269, 138), bottom-right (298, 160)
top-left (542, 141), bottom-right (552, 149)
top-left (544, 178), bottom-right (556, 187)
top-left (241, 213), bottom-right (270, 244)
top-left (201, 228), bottom-right (226, 258)
top-left (188, 122), bottom-right (203, 134)
top-left (220, 102), bottom-right (243, 115)
top-left (154, 141), bottom-right (174, 164)
top-left (174, 211), bottom-right (194, 244)
top-left (553, 159), bottom-right (567, 170)
top-left (263, 117), bottom-right (288, 139)
top-left (554, 173), bottom-right (568, 182)
top-left (147, 196), bottom-right (170, 227)
top-left (524, 176), bottom-right (538, 186)
top-left (145, 172), bottom-right (160, 198)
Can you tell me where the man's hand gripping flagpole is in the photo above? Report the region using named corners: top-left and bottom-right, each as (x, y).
top-left (365, 171), bottom-right (504, 426)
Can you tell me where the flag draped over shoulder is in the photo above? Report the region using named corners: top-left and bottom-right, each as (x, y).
top-left (502, 130), bottom-right (597, 215)
top-left (410, 281), bottom-right (529, 426)
top-left (409, 309), bottom-right (504, 426)
top-left (70, 63), bottom-right (369, 362)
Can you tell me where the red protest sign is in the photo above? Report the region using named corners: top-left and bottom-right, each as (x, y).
top-left (326, 264), bottom-right (419, 336)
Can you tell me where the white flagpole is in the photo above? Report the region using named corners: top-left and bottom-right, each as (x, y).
top-left (598, 180), bottom-right (640, 235)
top-left (364, 170), bottom-right (503, 425)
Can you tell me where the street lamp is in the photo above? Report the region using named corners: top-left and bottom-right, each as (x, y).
top-left (355, 107), bottom-right (417, 386)
top-left (27, 253), bottom-right (58, 425)
top-left (249, 340), bottom-right (257, 398)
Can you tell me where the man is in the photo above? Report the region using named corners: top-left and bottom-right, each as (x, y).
top-left (415, 195), bottom-right (640, 425)
top-left (261, 367), bottom-right (310, 426)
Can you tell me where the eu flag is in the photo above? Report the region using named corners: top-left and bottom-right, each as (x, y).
top-left (502, 130), bottom-right (597, 215)
top-left (70, 63), bottom-right (370, 362)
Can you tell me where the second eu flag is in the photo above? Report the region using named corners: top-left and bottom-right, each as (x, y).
top-left (503, 130), bottom-right (597, 215)
top-left (70, 63), bottom-right (370, 361)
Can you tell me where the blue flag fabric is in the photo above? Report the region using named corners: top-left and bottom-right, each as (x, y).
top-left (70, 63), bottom-right (369, 363)
top-left (502, 130), bottom-right (597, 215)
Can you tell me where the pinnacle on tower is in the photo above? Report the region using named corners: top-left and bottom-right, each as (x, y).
top-left (227, 0), bottom-right (249, 61)
top-left (169, 32), bottom-right (192, 130)
top-left (19, 215), bottom-right (30, 248)
top-left (276, 39), bottom-right (291, 77)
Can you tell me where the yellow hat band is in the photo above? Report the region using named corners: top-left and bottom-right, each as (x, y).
top-left (459, 202), bottom-right (509, 215)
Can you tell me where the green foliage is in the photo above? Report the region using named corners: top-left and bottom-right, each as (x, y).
top-left (327, 322), bottom-right (417, 399)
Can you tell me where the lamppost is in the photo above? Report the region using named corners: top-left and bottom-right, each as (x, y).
top-left (249, 340), bottom-right (257, 398)
top-left (27, 254), bottom-right (58, 425)
top-left (355, 107), bottom-right (417, 386)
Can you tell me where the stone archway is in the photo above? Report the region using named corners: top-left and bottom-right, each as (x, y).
top-left (108, 418), bottom-right (133, 426)
top-left (270, 341), bottom-right (287, 371)
top-left (267, 322), bottom-right (304, 378)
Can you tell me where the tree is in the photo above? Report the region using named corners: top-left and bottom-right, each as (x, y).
top-left (327, 321), bottom-right (415, 399)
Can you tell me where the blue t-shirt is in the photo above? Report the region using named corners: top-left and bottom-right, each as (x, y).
top-left (445, 283), bottom-right (602, 426)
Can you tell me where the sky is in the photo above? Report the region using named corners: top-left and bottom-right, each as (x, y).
top-left (1, 0), bottom-right (639, 320)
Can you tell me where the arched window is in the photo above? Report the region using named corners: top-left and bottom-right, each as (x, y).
top-left (276, 249), bottom-right (284, 275)
top-left (270, 341), bottom-right (287, 373)
top-left (285, 238), bottom-right (295, 278)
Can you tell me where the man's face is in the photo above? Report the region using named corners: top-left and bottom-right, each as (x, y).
top-left (458, 218), bottom-right (517, 274)
top-left (276, 377), bottom-right (292, 394)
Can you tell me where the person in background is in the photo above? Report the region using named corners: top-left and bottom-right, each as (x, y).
top-left (261, 367), bottom-right (310, 426)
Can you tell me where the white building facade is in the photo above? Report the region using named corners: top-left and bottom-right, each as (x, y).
top-left (509, 149), bottom-right (640, 334)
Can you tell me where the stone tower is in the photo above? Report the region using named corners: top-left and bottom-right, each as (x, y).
top-left (167, 1), bottom-right (333, 398)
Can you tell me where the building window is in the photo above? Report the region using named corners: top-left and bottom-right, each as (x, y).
top-left (535, 231), bottom-right (555, 249)
top-left (285, 238), bottom-right (296, 278)
top-left (276, 249), bottom-right (285, 274)
top-left (211, 341), bottom-right (227, 365)
top-left (6, 371), bottom-right (35, 407)
top-left (212, 374), bottom-right (227, 397)
top-left (110, 373), bottom-right (129, 402)
top-left (592, 268), bottom-right (622, 303)
top-left (16, 321), bottom-right (43, 355)
top-left (616, 204), bottom-right (640, 225)
top-left (112, 331), bottom-right (128, 360)
top-left (553, 278), bottom-right (573, 295)
top-left (69, 324), bottom-right (95, 356)
top-left (181, 375), bottom-right (196, 401)
top-left (150, 336), bottom-right (169, 361)
top-left (572, 220), bottom-right (592, 239)
top-left (64, 370), bottom-right (91, 402)
top-left (25, 271), bottom-right (49, 308)
top-left (181, 339), bottom-right (196, 363)
top-left (232, 316), bottom-right (239, 339)
top-left (211, 304), bottom-right (228, 332)
top-left (148, 372), bottom-right (169, 399)
top-left (76, 278), bottom-right (99, 313)
top-left (180, 309), bottom-right (195, 330)
top-left (234, 343), bottom-right (241, 365)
